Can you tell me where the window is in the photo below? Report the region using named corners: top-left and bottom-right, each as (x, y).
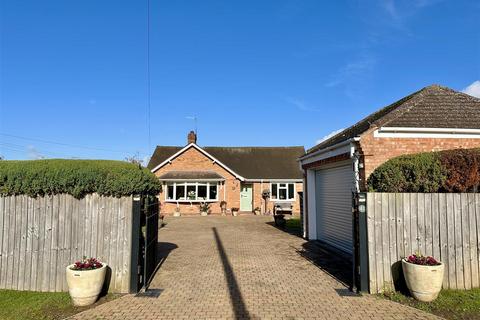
top-left (167, 185), bottom-right (174, 200)
top-left (166, 182), bottom-right (219, 202)
top-left (175, 184), bottom-right (185, 200)
top-left (271, 184), bottom-right (278, 199)
top-left (209, 184), bottom-right (217, 200)
top-left (270, 182), bottom-right (295, 201)
top-left (198, 185), bottom-right (207, 199)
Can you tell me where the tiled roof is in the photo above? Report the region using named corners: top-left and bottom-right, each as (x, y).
top-left (148, 146), bottom-right (305, 179)
top-left (305, 84), bottom-right (480, 156)
top-left (157, 170), bottom-right (225, 180)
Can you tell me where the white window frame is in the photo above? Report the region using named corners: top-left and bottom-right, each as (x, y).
top-left (165, 181), bottom-right (219, 203)
top-left (270, 182), bottom-right (296, 201)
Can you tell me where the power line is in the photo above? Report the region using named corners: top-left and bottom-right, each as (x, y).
top-left (0, 142), bottom-right (73, 158)
top-left (0, 133), bottom-right (147, 155)
top-left (146, 0), bottom-right (152, 153)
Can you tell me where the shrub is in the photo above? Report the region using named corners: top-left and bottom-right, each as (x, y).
top-left (0, 159), bottom-right (161, 198)
top-left (367, 148), bottom-right (480, 193)
top-left (440, 149), bottom-right (480, 192)
top-left (367, 152), bottom-right (445, 192)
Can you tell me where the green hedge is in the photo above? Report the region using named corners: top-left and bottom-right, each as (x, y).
top-left (367, 148), bottom-right (480, 193)
top-left (0, 159), bottom-right (161, 198)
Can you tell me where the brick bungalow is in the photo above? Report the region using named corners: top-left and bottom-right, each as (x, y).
top-left (148, 132), bottom-right (305, 216)
top-left (299, 84), bottom-right (480, 255)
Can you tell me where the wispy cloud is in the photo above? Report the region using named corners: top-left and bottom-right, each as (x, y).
top-left (462, 80), bottom-right (480, 98)
top-left (326, 54), bottom-right (376, 88)
top-left (316, 128), bottom-right (345, 145)
top-left (326, 0), bottom-right (442, 99)
top-left (379, 0), bottom-right (444, 28)
top-left (27, 145), bottom-right (44, 159)
top-left (285, 97), bottom-right (320, 111)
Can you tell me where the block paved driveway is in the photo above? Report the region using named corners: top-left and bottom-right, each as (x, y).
top-left (71, 216), bottom-right (440, 320)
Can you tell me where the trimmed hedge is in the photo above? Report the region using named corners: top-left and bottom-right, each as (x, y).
top-left (0, 159), bottom-right (161, 198)
top-left (367, 148), bottom-right (480, 193)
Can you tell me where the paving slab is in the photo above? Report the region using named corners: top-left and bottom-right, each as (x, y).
top-left (70, 216), bottom-right (441, 320)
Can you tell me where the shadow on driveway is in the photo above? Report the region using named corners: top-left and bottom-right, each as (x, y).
top-left (265, 220), bottom-right (303, 238)
top-left (213, 227), bottom-right (254, 320)
top-left (297, 241), bottom-right (353, 289)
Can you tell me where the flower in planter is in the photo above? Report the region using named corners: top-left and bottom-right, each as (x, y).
top-left (199, 201), bottom-right (210, 213)
top-left (187, 190), bottom-right (196, 200)
top-left (406, 252), bottom-right (440, 266)
top-left (71, 257), bottom-right (103, 270)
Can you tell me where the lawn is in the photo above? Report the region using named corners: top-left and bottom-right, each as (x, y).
top-left (0, 290), bottom-right (121, 320)
top-left (285, 217), bottom-right (302, 236)
top-left (382, 288), bottom-right (480, 320)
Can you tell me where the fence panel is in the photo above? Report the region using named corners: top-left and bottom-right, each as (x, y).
top-left (365, 192), bottom-right (480, 293)
top-left (0, 194), bottom-right (134, 293)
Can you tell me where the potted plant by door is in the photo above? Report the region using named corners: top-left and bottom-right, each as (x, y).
top-left (253, 207), bottom-right (261, 215)
top-left (402, 253), bottom-right (444, 302)
top-left (66, 257), bottom-right (107, 306)
top-left (220, 201), bottom-right (227, 216)
top-left (231, 207), bottom-right (239, 217)
top-left (173, 206), bottom-right (181, 217)
top-left (199, 202), bottom-right (210, 216)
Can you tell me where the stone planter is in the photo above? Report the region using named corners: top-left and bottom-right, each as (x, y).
top-left (232, 210), bottom-right (238, 217)
top-left (66, 264), bottom-right (107, 306)
top-left (200, 211), bottom-right (208, 216)
top-left (402, 259), bottom-right (444, 302)
top-left (173, 210), bottom-right (181, 217)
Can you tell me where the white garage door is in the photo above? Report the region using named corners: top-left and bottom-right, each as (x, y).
top-left (315, 161), bottom-right (353, 254)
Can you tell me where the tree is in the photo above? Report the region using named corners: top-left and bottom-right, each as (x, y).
top-left (125, 153), bottom-right (144, 167)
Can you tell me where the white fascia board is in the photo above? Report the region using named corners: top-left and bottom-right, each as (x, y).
top-left (150, 143), bottom-right (245, 181)
top-left (299, 138), bottom-right (359, 165)
top-left (159, 179), bottom-right (225, 182)
top-left (244, 179), bottom-right (303, 183)
top-left (374, 127), bottom-right (480, 139)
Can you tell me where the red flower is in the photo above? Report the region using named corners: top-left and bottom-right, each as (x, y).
top-left (405, 253), bottom-right (440, 266)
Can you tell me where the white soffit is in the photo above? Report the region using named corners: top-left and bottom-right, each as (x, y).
top-left (374, 127), bottom-right (480, 139)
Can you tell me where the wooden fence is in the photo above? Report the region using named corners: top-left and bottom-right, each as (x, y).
top-left (0, 194), bottom-right (134, 293)
top-left (364, 193), bottom-right (480, 293)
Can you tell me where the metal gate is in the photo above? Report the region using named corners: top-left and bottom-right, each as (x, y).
top-left (130, 195), bottom-right (159, 292)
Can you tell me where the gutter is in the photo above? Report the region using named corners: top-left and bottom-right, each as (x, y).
top-left (299, 137), bottom-right (360, 163)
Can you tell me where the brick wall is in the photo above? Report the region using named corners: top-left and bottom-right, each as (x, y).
top-left (154, 147), bottom-right (241, 215)
top-left (251, 182), bottom-right (303, 216)
top-left (359, 127), bottom-right (480, 189)
top-left (154, 146), bottom-right (303, 216)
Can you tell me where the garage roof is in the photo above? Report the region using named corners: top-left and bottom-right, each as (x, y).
top-left (305, 84), bottom-right (480, 156)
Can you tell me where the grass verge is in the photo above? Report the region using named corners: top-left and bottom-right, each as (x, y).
top-left (382, 289), bottom-right (480, 320)
top-left (0, 290), bottom-right (121, 320)
top-left (285, 217), bottom-right (302, 236)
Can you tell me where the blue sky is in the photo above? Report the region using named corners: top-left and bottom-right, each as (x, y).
top-left (1, 0), bottom-right (479, 162)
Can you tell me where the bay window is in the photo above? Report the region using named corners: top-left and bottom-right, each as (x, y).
top-left (165, 182), bottom-right (219, 202)
top-left (271, 182), bottom-right (295, 201)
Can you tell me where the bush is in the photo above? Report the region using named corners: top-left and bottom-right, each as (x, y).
top-left (367, 152), bottom-right (445, 192)
top-left (368, 148), bottom-right (480, 193)
top-left (0, 159), bottom-right (161, 198)
top-left (440, 149), bottom-right (480, 193)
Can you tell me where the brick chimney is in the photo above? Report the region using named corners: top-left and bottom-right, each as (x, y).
top-left (187, 131), bottom-right (197, 144)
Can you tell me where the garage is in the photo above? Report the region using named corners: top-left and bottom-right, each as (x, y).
top-left (314, 161), bottom-right (354, 254)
